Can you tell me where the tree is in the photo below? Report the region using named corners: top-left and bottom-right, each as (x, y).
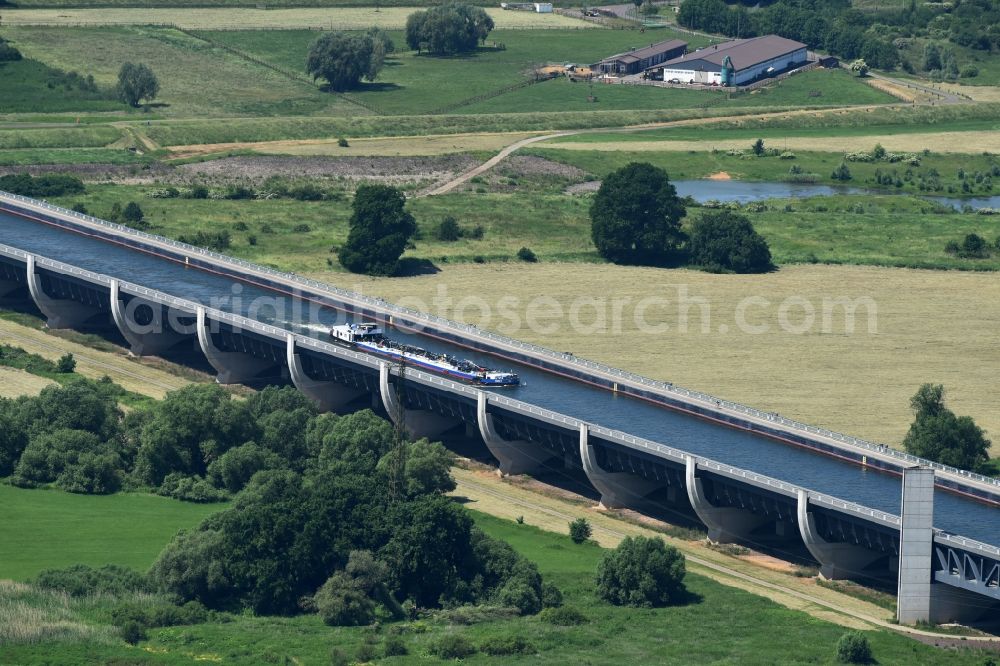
top-left (831, 162), bottom-right (852, 181)
top-left (850, 58), bottom-right (869, 77)
top-left (568, 518), bottom-right (592, 544)
top-left (687, 210), bottom-right (773, 274)
top-left (116, 62), bottom-right (159, 107)
top-left (921, 42), bottom-right (941, 71)
top-left (338, 184), bottom-right (416, 276)
top-left (376, 438), bottom-right (455, 498)
top-left (751, 138), bottom-right (765, 156)
top-left (405, 3), bottom-right (495, 55)
top-left (56, 353), bottom-right (76, 373)
top-left (902, 384), bottom-right (991, 471)
top-left (590, 162), bottom-right (686, 266)
top-left (306, 31), bottom-right (385, 92)
top-left (596, 536), bottom-right (686, 607)
top-left (835, 631), bottom-right (873, 664)
top-left (435, 215), bottom-right (461, 241)
top-left (122, 202), bottom-right (144, 224)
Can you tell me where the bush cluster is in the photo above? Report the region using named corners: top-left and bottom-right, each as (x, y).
top-left (0, 173), bottom-right (85, 197)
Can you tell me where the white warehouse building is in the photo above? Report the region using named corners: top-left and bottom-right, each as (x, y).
top-left (651, 35), bottom-right (808, 87)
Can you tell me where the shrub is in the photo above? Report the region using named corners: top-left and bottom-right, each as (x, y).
top-left (35, 564), bottom-right (151, 597)
top-left (56, 353), bottom-right (76, 373)
top-left (435, 215), bottom-right (462, 242)
top-left (189, 185), bottom-right (209, 199)
top-left (541, 581), bottom-right (563, 608)
top-left (958, 233), bottom-right (990, 258)
top-left (314, 572), bottom-right (376, 627)
top-left (686, 210), bottom-right (773, 274)
top-left (224, 186), bottom-right (255, 200)
top-left (71, 203), bottom-right (89, 215)
top-left (247, 234), bottom-right (257, 246)
top-left (568, 517), bottom-right (592, 544)
top-left (429, 634), bottom-right (477, 659)
top-left (831, 162), bottom-right (852, 181)
top-left (123, 202), bottom-right (144, 223)
top-left (289, 184), bottom-right (324, 201)
top-left (960, 64), bottom-right (979, 78)
top-left (207, 442), bottom-right (283, 493)
top-left (176, 230), bottom-right (230, 252)
top-left (473, 255), bottom-right (486, 264)
top-left (382, 635), bottom-right (408, 657)
top-left (835, 631), bottom-right (873, 664)
top-left (233, 221), bottom-right (249, 231)
top-left (56, 452), bottom-right (122, 494)
top-left (338, 137), bottom-right (349, 147)
top-left (479, 635), bottom-right (535, 656)
top-left (516, 246), bottom-right (537, 262)
top-left (596, 536), bottom-right (686, 607)
top-left (467, 224), bottom-right (485, 240)
top-left (121, 620), bottom-right (146, 645)
top-left (538, 605), bottom-right (587, 625)
top-left (292, 223), bottom-right (311, 233)
top-left (158, 473), bottom-right (229, 503)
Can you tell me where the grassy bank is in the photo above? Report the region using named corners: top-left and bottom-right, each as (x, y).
top-left (0, 485), bottom-right (991, 665)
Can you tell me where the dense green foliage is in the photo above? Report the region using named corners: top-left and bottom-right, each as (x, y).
top-left (590, 162), bottom-right (686, 266)
top-left (595, 536), bottom-right (687, 607)
top-left (679, 0), bottom-right (1000, 73)
top-left (305, 31), bottom-right (385, 92)
top-left (405, 2), bottom-right (495, 55)
top-left (0, 173), bottom-right (84, 197)
top-left (339, 184), bottom-right (417, 275)
top-left (902, 384), bottom-right (991, 471)
top-left (569, 517), bottom-right (592, 544)
top-left (35, 563), bottom-right (152, 598)
top-left (687, 210), bottom-right (774, 274)
top-left (0, 36), bottom-right (22, 62)
top-left (836, 631), bottom-right (874, 664)
top-left (116, 62), bottom-right (159, 107)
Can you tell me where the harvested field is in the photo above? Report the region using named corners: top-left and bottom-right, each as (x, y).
top-left (314, 263), bottom-right (1000, 452)
top-left (0, 367), bottom-right (55, 398)
top-left (0, 318), bottom-right (194, 399)
top-left (166, 131), bottom-right (544, 159)
top-left (543, 129), bottom-right (1000, 154)
top-left (0, 8), bottom-right (593, 30)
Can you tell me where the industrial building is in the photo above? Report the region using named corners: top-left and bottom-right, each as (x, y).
top-left (593, 39), bottom-right (687, 76)
top-left (649, 35), bottom-right (808, 86)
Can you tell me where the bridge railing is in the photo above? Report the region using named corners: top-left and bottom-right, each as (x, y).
top-left (4, 191), bottom-right (999, 492)
top-left (934, 532), bottom-right (1000, 558)
top-left (809, 493), bottom-right (901, 527)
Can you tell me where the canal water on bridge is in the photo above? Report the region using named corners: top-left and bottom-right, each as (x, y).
top-left (3, 211), bottom-right (998, 544)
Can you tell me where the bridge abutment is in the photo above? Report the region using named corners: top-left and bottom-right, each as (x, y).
top-left (286, 335), bottom-right (365, 412)
top-left (476, 391), bottom-right (551, 475)
top-left (27, 255), bottom-right (103, 328)
top-left (197, 307), bottom-right (277, 384)
top-left (580, 424), bottom-right (660, 509)
top-left (685, 455), bottom-right (768, 543)
top-left (110, 280), bottom-right (187, 356)
top-left (797, 490), bottom-right (883, 580)
top-left (379, 362), bottom-right (459, 439)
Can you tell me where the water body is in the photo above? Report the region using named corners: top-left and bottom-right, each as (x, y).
top-left (671, 179), bottom-right (999, 211)
top-left (2, 211), bottom-right (998, 543)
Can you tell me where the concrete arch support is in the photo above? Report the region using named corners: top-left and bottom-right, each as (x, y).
top-left (286, 335), bottom-right (364, 412)
top-left (796, 490), bottom-right (883, 580)
top-left (379, 362), bottom-right (459, 439)
top-left (685, 455), bottom-right (768, 543)
top-left (27, 254), bottom-right (101, 328)
top-left (580, 424), bottom-right (660, 510)
top-left (111, 280), bottom-right (186, 356)
top-left (197, 307), bottom-right (275, 384)
top-left (477, 391), bottom-right (550, 476)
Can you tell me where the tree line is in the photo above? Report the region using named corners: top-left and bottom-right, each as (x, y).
top-left (679, 0), bottom-right (1000, 72)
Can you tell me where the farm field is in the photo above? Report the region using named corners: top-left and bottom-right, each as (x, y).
top-left (48, 181), bottom-right (1000, 271)
top-left (0, 484), bottom-right (990, 666)
top-left (0, 484), bottom-right (221, 581)
top-left (3, 26), bottom-right (359, 118)
top-left (314, 262), bottom-right (1000, 453)
top-left (458, 68), bottom-right (897, 114)
top-left (0, 367), bottom-right (55, 398)
top-left (0, 7), bottom-right (594, 31)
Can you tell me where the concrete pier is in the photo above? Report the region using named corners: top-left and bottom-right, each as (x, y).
top-left (27, 254), bottom-right (101, 328)
top-left (286, 335), bottom-right (364, 412)
top-left (477, 391), bottom-right (551, 475)
top-left (580, 424), bottom-right (660, 509)
top-left (897, 467), bottom-right (935, 624)
top-left (797, 490), bottom-right (883, 580)
top-left (379, 362), bottom-right (459, 439)
top-left (110, 280), bottom-right (186, 356)
top-left (197, 307), bottom-right (276, 384)
top-left (685, 455), bottom-right (768, 543)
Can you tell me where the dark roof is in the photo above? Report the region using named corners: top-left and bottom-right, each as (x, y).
top-left (599, 39), bottom-right (687, 65)
top-left (657, 35), bottom-right (805, 72)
